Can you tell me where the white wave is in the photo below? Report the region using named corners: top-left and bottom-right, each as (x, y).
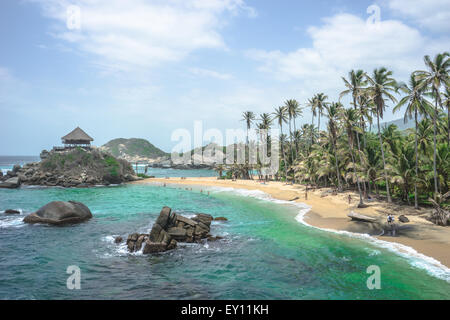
top-left (0, 216), bottom-right (25, 229)
top-left (206, 185), bottom-right (450, 283)
top-left (99, 235), bottom-right (144, 258)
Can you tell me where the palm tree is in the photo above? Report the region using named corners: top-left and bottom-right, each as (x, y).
top-left (307, 96), bottom-right (318, 148)
top-left (442, 86), bottom-right (450, 145)
top-left (273, 106), bottom-right (289, 181)
top-left (415, 52), bottom-right (450, 200)
top-left (340, 69), bottom-right (367, 176)
top-left (326, 102), bottom-right (343, 191)
top-left (366, 67), bottom-right (399, 203)
top-left (341, 108), bottom-right (364, 206)
top-left (314, 93), bottom-right (328, 142)
top-left (285, 99), bottom-right (302, 156)
top-left (394, 74), bottom-right (433, 208)
top-left (242, 111), bottom-right (255, 178)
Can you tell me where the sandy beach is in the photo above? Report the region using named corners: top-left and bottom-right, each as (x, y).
top-left (133, 177), bottom-right (450, 268)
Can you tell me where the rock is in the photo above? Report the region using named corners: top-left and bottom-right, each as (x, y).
top-left (142, 241), bottom-right (167, 254)
top-left (125, 207), bottom-right (219, 254)
top-left (4, 209), bottom-right (20, 214)
top-left (176, 215), bottom-right (198, 226)
top-left (23, 201), bottom-right (93, 225)
top-left (149, 223), bottom-right (163, 242)
top-left (347, 211), bottom-right (377, 222)
top-left (12, 164), bottom-right (21, 173)
top-left (167, 227), bottom-right (187, 240)
top-left (155, 206), bottom-right (171, 228)
top-left (0, 177), bottom-right (21, 189)
top-left (214, 217), bottom-right (228, 221)
top-left (114, 236), bottom-right (123, 244)
top-left (135, 235), bottom-right (146, 251)
top-left (193, 213), bottom-right (213, 227)
top-left (398, 215), bottom-right (409, 223)
top-left (167, 239), bottom-right (177, 250)
top-left (357, 203), bottom-right (369, 209)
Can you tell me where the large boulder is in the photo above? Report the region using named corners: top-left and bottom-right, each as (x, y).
top-left (23, 201), bottom-right (93, 225)
top-left (0, 177), bottom-right (21, 189)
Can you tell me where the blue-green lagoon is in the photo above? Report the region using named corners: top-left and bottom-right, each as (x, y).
top-left (0, 183), bottom-right (449, 299)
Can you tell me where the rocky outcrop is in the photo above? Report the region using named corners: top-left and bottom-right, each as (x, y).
top-left (0, 177), bottom-right (21, 189)
top-left (5, 148), bottom-right (138, 188)
top-left (398, 215), bottom-right (409, 223)
top-left (125, 207), bottom-right (222, 254)
top-left (23, 201), bottom-right (93, 225)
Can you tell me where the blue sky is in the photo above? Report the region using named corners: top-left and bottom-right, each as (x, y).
top-left (1, 0), bottom-right (449, 155)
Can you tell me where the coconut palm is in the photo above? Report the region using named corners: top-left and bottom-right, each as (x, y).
top-left (273, 106), bottom-right (289, 181)
top-left (285, 99), bottom-right (302, 156)
top-left (366, 67), bottom-right (399, 203)
top-left (340, 108), bottom-right (364, 206)
top-left (307, 96), bottom-right (318, 148)
top-left (394, 74), bottom-right (433, 208)
top-left (314, 93), bottom-right (328, 142)
top-left (325, 102), bottom-right (343, 191)
top-left (442, 86), bottom-right (450, 145)
top-left (415, 52), bottom-right (450, 200)
top-left (241, 111), bottom-right (256, 178)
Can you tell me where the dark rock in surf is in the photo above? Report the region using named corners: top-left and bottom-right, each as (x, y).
top-left (23, 201), bottom-right (92, 225)
top-left (4, 209), bottom-right (21, 214)
top-left (124, 207), bottom-right (221, 254)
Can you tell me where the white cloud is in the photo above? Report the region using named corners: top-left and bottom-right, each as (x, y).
top-left (189, 67), bottom-right (233, 80)
top-left (246, 12), bottom-right (450, 104)
top-left (388, 0), bottom-right (450, 32)
top-left (33, 0), bottom-right (255, 72)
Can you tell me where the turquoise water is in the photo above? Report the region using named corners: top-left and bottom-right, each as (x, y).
top-left (0, 183), bottom-right (449, 300)
top-left (0, 156), bottom-right (216, 178)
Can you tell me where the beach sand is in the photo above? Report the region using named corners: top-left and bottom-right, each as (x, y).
top-left (132, 177), bottom-right (450, 268)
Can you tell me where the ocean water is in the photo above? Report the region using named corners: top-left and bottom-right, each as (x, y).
top-left (0, 156), bottom-right (216, 178)
top-left (0, 183), bottom-right (449, 300)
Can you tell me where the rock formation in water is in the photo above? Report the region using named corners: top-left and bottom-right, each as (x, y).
top-left (0, 148), bottom-right (138, 188)
top-left (23, 200), bottom-right (93, 225)
top-left (124, 206), bottom-right (224, 254)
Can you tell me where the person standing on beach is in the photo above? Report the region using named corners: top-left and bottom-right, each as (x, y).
top-left (348, 194), bottom-right (351, 204)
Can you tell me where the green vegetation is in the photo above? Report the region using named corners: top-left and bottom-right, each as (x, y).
top-left (225, 52), bottom-right (449, 213)
top-left (102, 138), bottom-right (168, 159)
top-left (104, 155), bottom-right (120, 177)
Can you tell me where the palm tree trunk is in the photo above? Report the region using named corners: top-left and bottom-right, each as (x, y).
top-left (317, 112), bottom-right (321, 143)
top-left (377, 110), bottom-right (392, 203)
top-left (289, 119), bottom-right (295, 165)
top-left (414, 108), bottom-right (419, 209)
top-left (280, 125), bottom-right (288, 182)
top-left (293, 117), bottom-right (298, 156)
top-left (348, 137), bottom-right (364, 206)
top-left (332, 134), bottom-right (342, 191)
top-left (447, 104), bottom-right (450, 145)
top-left (433, 97), bottom-right (439, 200)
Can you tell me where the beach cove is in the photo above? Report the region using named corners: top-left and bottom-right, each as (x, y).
top-left (0, 180), bottom-right (449, 299)
top-left (134, 177), bottom-right (450, 273)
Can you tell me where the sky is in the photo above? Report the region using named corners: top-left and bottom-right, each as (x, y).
top-left (1, 0), bottom-right (450, 155)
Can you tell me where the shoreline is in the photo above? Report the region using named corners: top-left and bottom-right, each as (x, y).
top-left (132, 177), bottom-right (450, 271)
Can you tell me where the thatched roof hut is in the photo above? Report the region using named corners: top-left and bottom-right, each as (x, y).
top-left (61, 127), bottom-right (94, 147)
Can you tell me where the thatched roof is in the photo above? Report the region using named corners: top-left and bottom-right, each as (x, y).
top-left (62, 127), bottom-right (94, 142)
